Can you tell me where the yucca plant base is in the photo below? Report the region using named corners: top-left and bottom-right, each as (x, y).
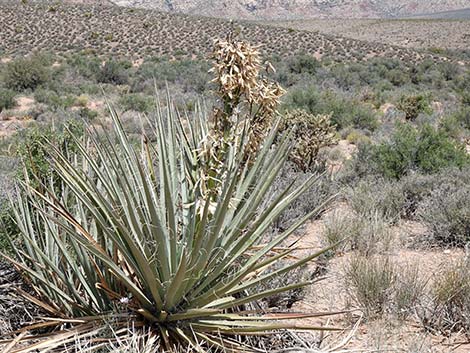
top-left (0, 102), bottom-right (337, 352)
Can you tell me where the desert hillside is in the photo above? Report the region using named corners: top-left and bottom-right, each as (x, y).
top-left (264, 18), bottom-right (470, 51)
top-left (1, 2), bottom-right (453, 63)
top-left (108, 0), bottom-right (470, 20)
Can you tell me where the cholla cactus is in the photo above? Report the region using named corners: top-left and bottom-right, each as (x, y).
top-left (281, 109), bottom-right (338, 171)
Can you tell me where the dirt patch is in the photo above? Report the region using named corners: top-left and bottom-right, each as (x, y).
top-left (87, 99), bottom-right (105, 112)
top-left (14, 96), bottom-right (35, 113)
top-left (287, 200), bottom-right (468, 352)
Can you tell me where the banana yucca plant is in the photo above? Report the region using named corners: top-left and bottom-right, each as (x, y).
top-left (2, 101), bottom-right (336, 352)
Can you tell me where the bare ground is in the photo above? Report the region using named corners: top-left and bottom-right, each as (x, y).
top-left (288, 200), bottom-right (469, 352)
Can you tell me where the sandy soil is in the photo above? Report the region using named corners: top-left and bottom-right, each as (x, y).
top-left (286, 200), bottom-right (469, 352)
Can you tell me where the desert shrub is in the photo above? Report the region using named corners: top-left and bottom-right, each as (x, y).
top-left (96, 60), bottom-right (129, 85)
top-left (286, 54), bottom-right (319, 75)
top-left (74, 94), bottom-right (89, 107)
top-left (420, 260), bottom-right (470, 333)
top-left (459, 91), bottom-right (470, 106)
top-left (399, 172), bottom-right (437, 219)
top-left (279, 110), bottom-right (337, 171)
top-left (355, 123), bottom-right (469, 179)
top-left (330, 65), bottom-right (361, 89)
top-left (0, 89), bottom-right (16, 112)
top-left (322, 211), bottom-right (354, 256)
top-left (346, 129), bottom-right (371, 145)
top-left (0, 157), bottom-right (18, 253)
top-left (397, 94), bottom-right (431, 121)
top-left (441, 107), bottom-right (470, 137)
top-left (16, 120), bottom-right (84, 189)
top-left (347, 177), bottom-right (405, 222)
top-left (283, 86), bottom-right (379, 131)
top-left (338, 141), bottom-right (376, 183)
top-left (350, 213), bottom-right (393, 256)
top-left (118, 93), bottom-right (153, 112)
top-left (66, 54), bottom-right (102, 80)
top-left (386, 68), bottom-right (411, 87)
top-left (393, 266), bottom-right (426, 319)
top-left (3, 57), bottom-right (50, 91)
top-left (34, 88), bottom-right (75, 110)
top-left (131, 58), bottom-right (211, 94)
top-left (436, 61), bottom-right (459, 81)
top-left (76, 107), bottom-right (98, 121)
top-left (0, 204), bottom-right (16, 253)
top-left (321, 91), bottom-right (379, 131)
top-left (265, 162), bottom-right (336, 238)
top-left (417, 180), bottom-right (470, 246)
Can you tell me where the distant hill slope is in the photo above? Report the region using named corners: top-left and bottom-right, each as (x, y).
top-left (265, 18), bottom-right (470, 51)
top-left (406, 7), bottom-right (470, 19)
top-left (109, 0), bottom-right (470, 20)
top-left (1, 1), bottom-right (456, 63)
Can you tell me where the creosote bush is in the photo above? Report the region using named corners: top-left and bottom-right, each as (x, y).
top-left (1, 37), bottom-right (335, 352)
top-left (0, 88), bottom-right (16, 112)
top-left (352, 122), bottom-right (470, 179)
top-left (3, 56), bottom-right (50, 91)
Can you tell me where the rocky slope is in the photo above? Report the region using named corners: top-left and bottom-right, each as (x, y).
top-left (109, 0), bottom-right (470, 20)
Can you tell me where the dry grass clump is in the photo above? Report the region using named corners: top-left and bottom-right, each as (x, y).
top-left (346, 178), bottom-right (406, 223)
top-left (419, 259), bottom-right (470, 334)
top-left (345, 256), bottom-right (396, 319)
top-left (345, 256), bottom-right (425, 320)
top-left (323, 210), bottom-right (393, 257)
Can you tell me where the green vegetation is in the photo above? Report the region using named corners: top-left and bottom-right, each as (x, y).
top-left (0, 29), bottom-right (470, 350)
top-left (351, 123), bottom-right (469, 179)
top-left (397, 94), bottom-right (431, 120)
top-left (118, 93), bottom-right (153, 112)
top-left (280, 110), bottom-right (337, 171)
top-left (3, 56), bottom-right (50, 91)
top-left (1, 38), bottom-right (335, 352)
top-left (420, 260), bottom-right (470, 333)
top-left (0, 88), bottom-right (16, 111)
